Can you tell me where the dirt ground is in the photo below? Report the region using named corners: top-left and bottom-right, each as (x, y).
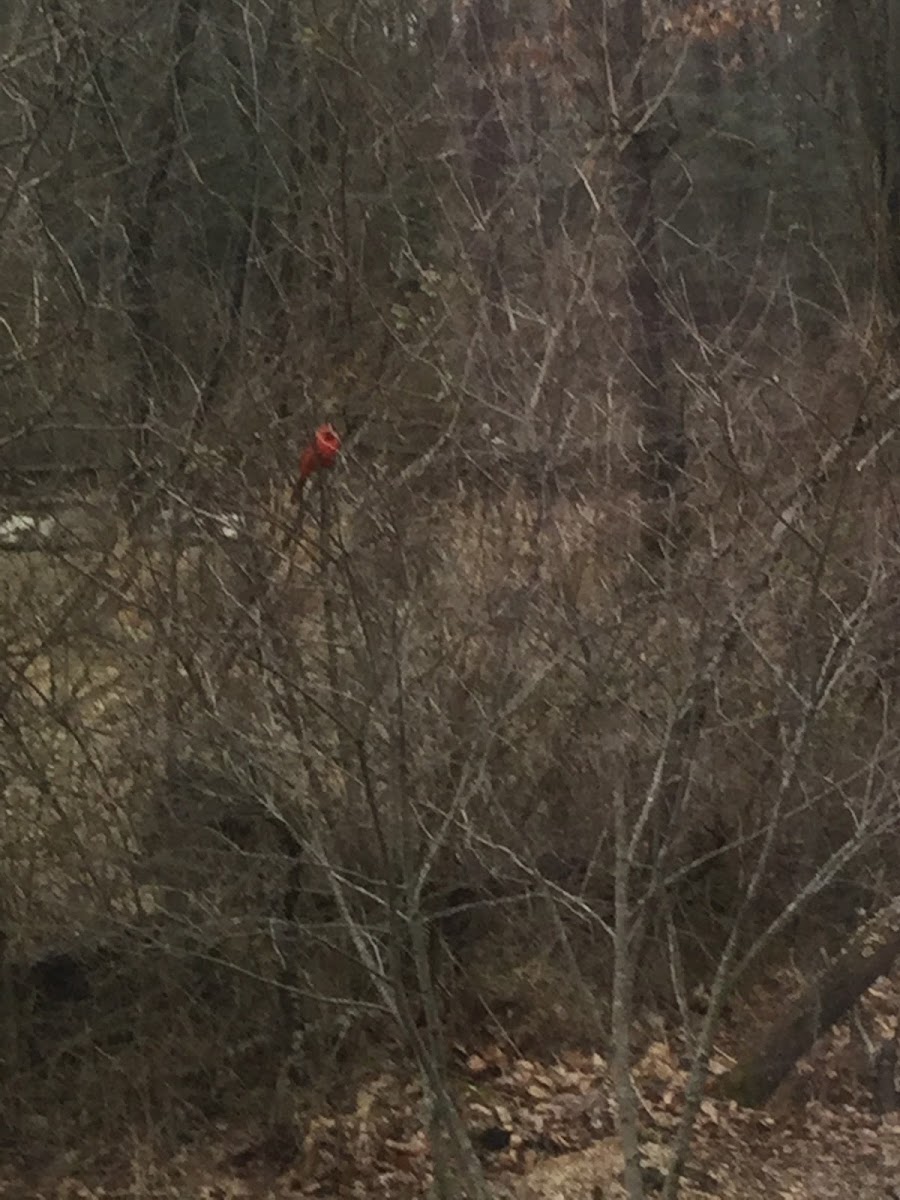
top-left (6, 1014), bottom-right (900, 1200)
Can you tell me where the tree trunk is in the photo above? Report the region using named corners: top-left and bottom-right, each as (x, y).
top-left (464, 0), bottom-right (510, 324)
top-left (716, 898), bottom-right (900, 1107)
top-left (620, 0), bottom-right (685, 564)
top-left (123, 0), bottom-right (200, 494)
top-left (884, 0), bottom-right (900, 307)
top-left (831, 0), bottom-right (900, 315)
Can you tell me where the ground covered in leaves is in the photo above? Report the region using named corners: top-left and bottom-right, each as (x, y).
top-left (5, 1005), bottom-right (900, 1200)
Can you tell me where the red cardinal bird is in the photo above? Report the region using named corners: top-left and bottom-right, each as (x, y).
top-left (293, 423), bottom-right (342, 505)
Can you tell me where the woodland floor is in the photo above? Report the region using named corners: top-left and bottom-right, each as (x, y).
top-left (5, 972), bottom-right (900, 1200)
top-left (0, 512), bottom-right (895, 1199)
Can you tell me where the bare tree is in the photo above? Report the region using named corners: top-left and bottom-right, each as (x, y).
top-left (2, 3), bottom-right (900, 1198)
top-left (619, 0), bottom-right (685, 564)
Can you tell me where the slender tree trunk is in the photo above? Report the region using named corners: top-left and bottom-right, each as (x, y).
top-left (716, 898), bottom-right (900, 1107)
top-left (696, 38), bottom-right (721, 127)
top-left (884, 0), bottom-right (900, 306)
top-left (123, 0), bottom-right (200, 497)
top-left (831, 0), bottom-right (900, 315)
top-left (464, 0), bottom-right (510, 327)
top-left (620, 0), bottom-right (685, 564)
top-left (612, 785), bottom-right (646, 1200)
